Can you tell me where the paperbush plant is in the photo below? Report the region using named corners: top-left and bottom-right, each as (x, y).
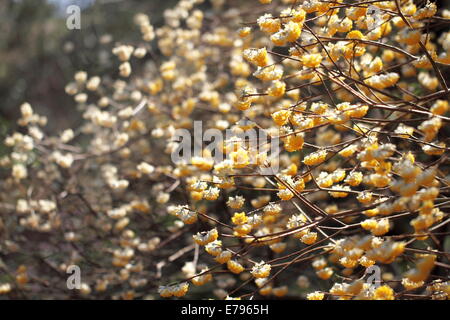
top-left (0, 0), bottom-right (449, 300)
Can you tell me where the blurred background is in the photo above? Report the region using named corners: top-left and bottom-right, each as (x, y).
top-left (0, 0), bottom-right (181, 135)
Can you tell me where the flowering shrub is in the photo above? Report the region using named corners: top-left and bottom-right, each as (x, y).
top-left (0, 0), bottom-right (449, 300)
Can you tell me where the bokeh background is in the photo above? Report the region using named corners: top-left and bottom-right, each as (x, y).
top-left (0, 0), bottom-right (183, 136)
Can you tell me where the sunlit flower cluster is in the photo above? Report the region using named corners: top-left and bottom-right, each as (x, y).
top-left (1, 0), bottom-right (448, 301)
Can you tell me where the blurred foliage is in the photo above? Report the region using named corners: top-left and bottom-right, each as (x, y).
top-left (0, 0), bottom-right (179, 132)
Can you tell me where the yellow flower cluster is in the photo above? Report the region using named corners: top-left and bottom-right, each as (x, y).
top-left (3, 0), bottom-right (449, 301)
top-left (158, 283), bottom-right (189, 298)
top-left (193, 228), bottom-right (219, 246)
